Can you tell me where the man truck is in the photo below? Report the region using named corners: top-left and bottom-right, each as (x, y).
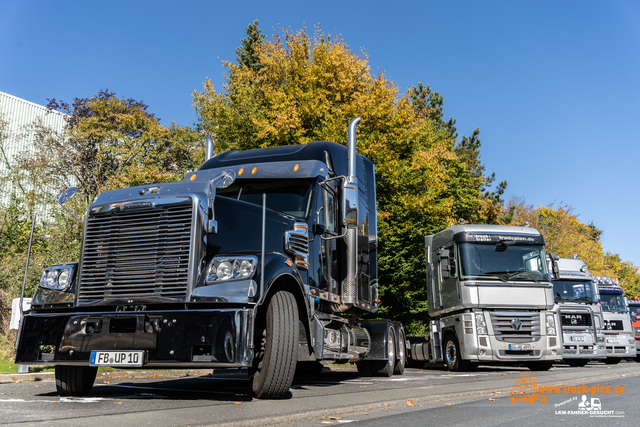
top-left (593, 276), bottom-right (637, 363)
top-left (627, 297), bottom-right (640, 361)
top-left (547, 255), bottom-right (606, 367)
top-left (409, 224), bottom-right (563, 371)
top-left (14, 117), bottom-right (405, 399)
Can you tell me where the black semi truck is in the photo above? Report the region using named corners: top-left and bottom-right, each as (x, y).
top-left (15, 118), bottom-right (405, 399)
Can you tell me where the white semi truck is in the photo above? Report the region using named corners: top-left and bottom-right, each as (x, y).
top-left (409, 224), bottom-right (563, 371)
top-left (547, 255), bottom-right (606, 367)
top-left (593, 276), bottom-right (637, 363)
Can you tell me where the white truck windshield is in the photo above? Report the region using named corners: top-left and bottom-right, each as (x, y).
top-left (599, 291), bottom-right (627, 313)
top-left (459, 243), bottom-right (549, 282)
top-left (552, 280), bottom-right (598, 304)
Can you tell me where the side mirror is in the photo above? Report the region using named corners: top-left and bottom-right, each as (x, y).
top-left (55, 187), bottom-right (82, 223)
top-left (56, 187), bottom-right (77, 205)
top-left (212, 170), bottom-right (236, 189)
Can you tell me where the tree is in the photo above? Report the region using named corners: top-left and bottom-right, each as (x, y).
top-left (236, 20), bottom-right (265, 71)
top-left (603, 253), bottom-right (640, 298)
top-left (37, 90), bottom-right (201, 205)
top-left (193, 25), bottom-right (504, 335)
top-left (498, 199), bottom-right (633, 279)
top-left (0, 91), bottom-right (202, 316)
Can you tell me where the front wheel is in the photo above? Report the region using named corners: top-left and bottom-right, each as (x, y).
top-left (444, 335), bottom-right (469, 372)
top-left (249, 291), bottom-right (299, 399)
top-left (55, 365), bottom-right (98, 396)
top-left (604, 357), bottom-right (621, 365)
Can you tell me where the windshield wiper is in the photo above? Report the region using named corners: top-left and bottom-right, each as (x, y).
top-left (504, 271), bottom-right (540, 283)
top-left (475, 272), bottom-right (507, 282)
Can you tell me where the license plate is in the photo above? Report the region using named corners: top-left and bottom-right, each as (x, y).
top-left (90, 351), bottom-right (145, 367)
top-left (570, 336), bottom-right (585, 342)
top-left (508, 344), bottom-right (532, 351)
top-left (606, 338), bottom-right (618, 344)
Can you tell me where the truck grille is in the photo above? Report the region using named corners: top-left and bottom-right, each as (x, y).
top-left (603, 320), bottom-right (623, 331)
top-left (489, 312), bottom-right (541, 342)
top-left (560, 313), bottom-right (592, 327)
top-left (285, 221), bottom-right (309, 270)
top-left (78, 199), bottom-right (193, 303)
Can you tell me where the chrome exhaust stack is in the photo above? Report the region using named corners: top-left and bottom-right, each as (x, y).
top-left (338, 117), bottom-right (361, 310)
top-left (205, 136), bottom-right (215, 161)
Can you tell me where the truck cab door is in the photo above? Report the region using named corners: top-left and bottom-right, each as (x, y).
top-left (316, 181), bottom-right (339, 295)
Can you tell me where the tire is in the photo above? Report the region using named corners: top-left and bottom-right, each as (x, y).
top-left (527, 361), bottom-right (553, 371)
top-left (566, 359), bottom-right (589, 368)
top-left (294, 361), bottom-right (324, 377)
top-left (55, 365), bottom-right (98, 397)
top-left (373, 326), bottom-right (396, 377)
top-left (443, 334), bottom-right (469, 372)
top-left (604, 357), bottom-right (621, 365)
top-left (394, 328), bottom-right (406, 376)
top-left (249, 291), bottom-right (299, 399)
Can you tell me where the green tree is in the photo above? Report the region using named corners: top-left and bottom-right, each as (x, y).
top-left (236, 20), bottom-right (265, 71)
top-left (39, 90), bottom-right (201, 205)
top-left (193, 26), bottom-right (504, 335)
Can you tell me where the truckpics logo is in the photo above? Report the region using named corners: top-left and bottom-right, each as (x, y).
top-left (509, 373), bottom-right (547, 404)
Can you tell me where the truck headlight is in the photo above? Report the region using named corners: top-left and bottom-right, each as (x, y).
top-left (40, 264), bottom-right (75, 292)
top-left (546, 314), bottom-right (556, 336)
top-left (475, 313), bottom-right (488, 335)
top-left (206, 256), bottom-right (257, 283)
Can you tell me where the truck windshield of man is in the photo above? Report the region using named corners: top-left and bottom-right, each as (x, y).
top-left (552, 280), bottom-right (598, 304)
top-left (458, 242), bottom-right (549, 282)
top-left (599, 291), bottom-right (628, 313)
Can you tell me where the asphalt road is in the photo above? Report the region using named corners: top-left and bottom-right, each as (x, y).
top-left (0, 360), bottom-right (638, 426)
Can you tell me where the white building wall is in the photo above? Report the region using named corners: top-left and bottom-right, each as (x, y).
top-left (0, 91), bottom-right (68, 210)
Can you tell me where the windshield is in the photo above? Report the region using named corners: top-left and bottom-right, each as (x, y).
top-left (216, 178), bottom-right (314, 220)
top-left (599, 291), bottom-right (627, 313)
top-left (630, 305), bottom-right (640, 322)
top-left (552, 280), bottom-right (598, 303)
top-left (459, 243), bottom-right (549, 282)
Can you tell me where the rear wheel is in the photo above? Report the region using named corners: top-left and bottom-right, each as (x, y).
top-left (249, 291), bottom-right (299, 399)
top-left (373, 326), bottom-right (396, 377)
top-left (394, 328), bottom-right (406, 375)
top-left (55, 365), bottom-right (98, 396)
top-left (604, 357), bottom-right (621, 365)
top-left (443, 334), bottom-right (469, 372)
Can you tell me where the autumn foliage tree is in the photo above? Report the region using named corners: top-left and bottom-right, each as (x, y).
top-left (193, 25), bottom-right (504, 334)
top-left (0, 91), bottom-right (202, 315)
top-left (499, 199), bottom-right (640, 297)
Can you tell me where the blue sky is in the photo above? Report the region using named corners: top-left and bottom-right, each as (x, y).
top-left (1, 1), bottom-right (639, 265)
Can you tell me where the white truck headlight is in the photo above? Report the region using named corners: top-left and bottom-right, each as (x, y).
top-left (206, 256), bottom-right (257, 283)
top-left (40, 264), bottom-right (75, 292)
top-left (475, 313), bottom-right (488, 335)
top-left (546, 314), bottom-right (556, 336)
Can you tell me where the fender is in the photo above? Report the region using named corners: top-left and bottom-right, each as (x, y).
top-left (359, 319), bottom-right (394, 360)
